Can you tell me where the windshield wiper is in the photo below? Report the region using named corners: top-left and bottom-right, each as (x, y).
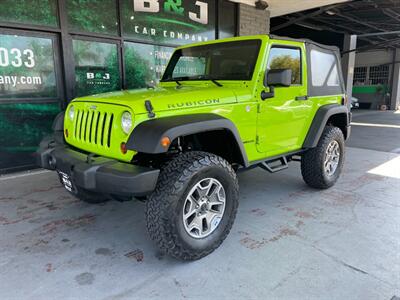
top-left (162, 76), bottom-right (222, 87)
top-left (196, 75), bottom-right (223, 87)
top-left (210, 79), bottom-right (222, 87)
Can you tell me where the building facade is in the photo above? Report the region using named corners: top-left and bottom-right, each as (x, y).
top-left (0, 0), bottom-right (247, 173)
top-left (353, 49), bottom-right (396, 110)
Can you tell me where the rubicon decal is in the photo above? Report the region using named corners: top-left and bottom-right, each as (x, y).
top-left (167, 98), bottom-right (219, 109)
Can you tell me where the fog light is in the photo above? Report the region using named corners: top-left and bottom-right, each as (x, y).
top-left (120, 142), bottom-right (127, 154)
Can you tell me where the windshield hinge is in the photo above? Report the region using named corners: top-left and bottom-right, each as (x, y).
top-left (145, 100), bottom-right (155, 118)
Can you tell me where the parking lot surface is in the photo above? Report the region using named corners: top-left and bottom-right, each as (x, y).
top-left (0, 110), bottom-right (399, 300)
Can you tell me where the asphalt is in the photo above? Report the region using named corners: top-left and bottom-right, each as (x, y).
top-left (0, 110), bottom-right (399, 300)
top-left (347, 110), bottom-right (400, 153)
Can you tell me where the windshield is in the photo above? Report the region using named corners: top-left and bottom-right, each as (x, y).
top-left (161, 40), bottom-right (261, 82)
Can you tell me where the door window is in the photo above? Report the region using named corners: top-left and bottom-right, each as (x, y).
top-left (267, 47), bottom-right (301, 85)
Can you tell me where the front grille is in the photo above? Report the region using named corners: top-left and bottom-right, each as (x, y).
top-left (72, 109), bottom-right (114, 148)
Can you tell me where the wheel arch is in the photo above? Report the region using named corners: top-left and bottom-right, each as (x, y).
top-left (126, 113), bottom-right (249, 167)
top-left (176, 129), bottom-right (247, 167)
top-left (303, 104), bottom-right (350, 148)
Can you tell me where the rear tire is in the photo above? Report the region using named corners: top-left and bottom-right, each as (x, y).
top-left (146, 151), bottom-right (239, 260)
top-left (301, 126), bottom-right (345, 189)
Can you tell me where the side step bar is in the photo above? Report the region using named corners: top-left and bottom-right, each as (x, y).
top-left (238, 150), bottom-right (304, 174)
top-left (259, 156), bottom-right (288, 173)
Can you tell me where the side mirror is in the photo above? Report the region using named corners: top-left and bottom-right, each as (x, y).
top-left (261, 69), bottom-right (292, 100)
top-left (265, 68), bottom-right (292, 87)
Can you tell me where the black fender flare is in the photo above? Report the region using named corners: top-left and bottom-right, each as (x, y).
top-left (50, 111), bottom-right (65, 145)
top-left (126, 113), bottom-right (249, 166)
top-left (303, 104), bottom-right (350, 148)
top-left (52, 111), bottom-right (65, 132)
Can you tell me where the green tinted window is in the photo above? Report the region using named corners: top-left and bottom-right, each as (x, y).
top-left (124, 42), bottom-right (174, 89)
top-left (0, 102), bottom-right (60, 171)
top-left (121, 0), bottom-right (215, 45)
top-left (0, 0), bottom-right (58, 27)
top-left (73, 40), bottom-right (120, 97)
top-left (67, 0), bottom-right (118, 35)
top-left (0, 34), bottom-right (58, 99)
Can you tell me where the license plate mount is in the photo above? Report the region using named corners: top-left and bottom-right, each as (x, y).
top-left (57, 170), bottom-right (77, 194)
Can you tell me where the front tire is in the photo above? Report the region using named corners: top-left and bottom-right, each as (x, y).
top-left (146, 151), bottom-right (239, 260)
top-left (301, 126), bottom-right (345, 189)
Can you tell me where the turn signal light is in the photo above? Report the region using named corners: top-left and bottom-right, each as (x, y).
top-left (120, 142), bottom-right (127, 154)
top-left (65, 129), bottom-right (69, 138)
top-left (160, 136), bottom-right (171, 148)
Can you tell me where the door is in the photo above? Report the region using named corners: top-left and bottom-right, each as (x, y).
top-left (256, 43), bottom-right (312, 156)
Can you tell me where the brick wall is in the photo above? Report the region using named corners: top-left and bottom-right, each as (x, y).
top-left (238, 4), bottom-right (270, 36)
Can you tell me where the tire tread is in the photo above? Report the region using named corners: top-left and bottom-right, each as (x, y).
top-left (301, 126), bottom-right (345, 189)
top-left (145, 151), bottom-right (238, 260)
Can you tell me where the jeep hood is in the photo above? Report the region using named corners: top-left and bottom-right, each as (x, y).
top-left (72, 84), bottom-right (238, 115)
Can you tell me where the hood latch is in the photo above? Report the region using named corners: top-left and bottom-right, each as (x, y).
top-left (145, 100), bottom-right (155, 118)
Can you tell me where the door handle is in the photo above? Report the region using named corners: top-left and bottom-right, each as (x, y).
top-left (295, 95), bottom-right (308, 101)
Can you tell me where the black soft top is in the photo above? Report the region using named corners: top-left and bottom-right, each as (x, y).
top-left (269, 34), bottom-right (340, 53)
top-left (269, 34), bottom-right (345, 97)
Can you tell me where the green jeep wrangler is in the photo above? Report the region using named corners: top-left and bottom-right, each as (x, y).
top-left (37, 35), bottom-right (351, 260)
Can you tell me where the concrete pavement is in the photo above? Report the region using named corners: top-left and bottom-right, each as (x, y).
top-left (347, 110), bottom-right (400, 153)
top-left (0, 110), bottom-right (399, 300)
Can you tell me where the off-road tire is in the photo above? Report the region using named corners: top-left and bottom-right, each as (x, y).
top-left (146, 151), bottom-right (239, 260)
top-left (301, 126), bottom-right (345, 189)
top-left (75, 187), bottom-right (109, 204)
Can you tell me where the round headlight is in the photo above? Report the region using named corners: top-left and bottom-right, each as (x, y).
top-left (68, 105), bottom-right (75, 121)
top-left (121, 111), bottom-right (132, 134)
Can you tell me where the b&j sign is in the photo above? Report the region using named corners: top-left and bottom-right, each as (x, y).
top-left (122, 0), bottom-right (215, 45)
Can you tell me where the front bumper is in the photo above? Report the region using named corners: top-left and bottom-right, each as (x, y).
top-left (36, 136), bottom-right (160, 196)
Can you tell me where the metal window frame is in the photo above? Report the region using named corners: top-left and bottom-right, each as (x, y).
top-left (368, 64), bottom-right (389, 85)
top-left (266, 45), bottom-right (304, 86)
top-left (353, 66), bottom-right (368, 85)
